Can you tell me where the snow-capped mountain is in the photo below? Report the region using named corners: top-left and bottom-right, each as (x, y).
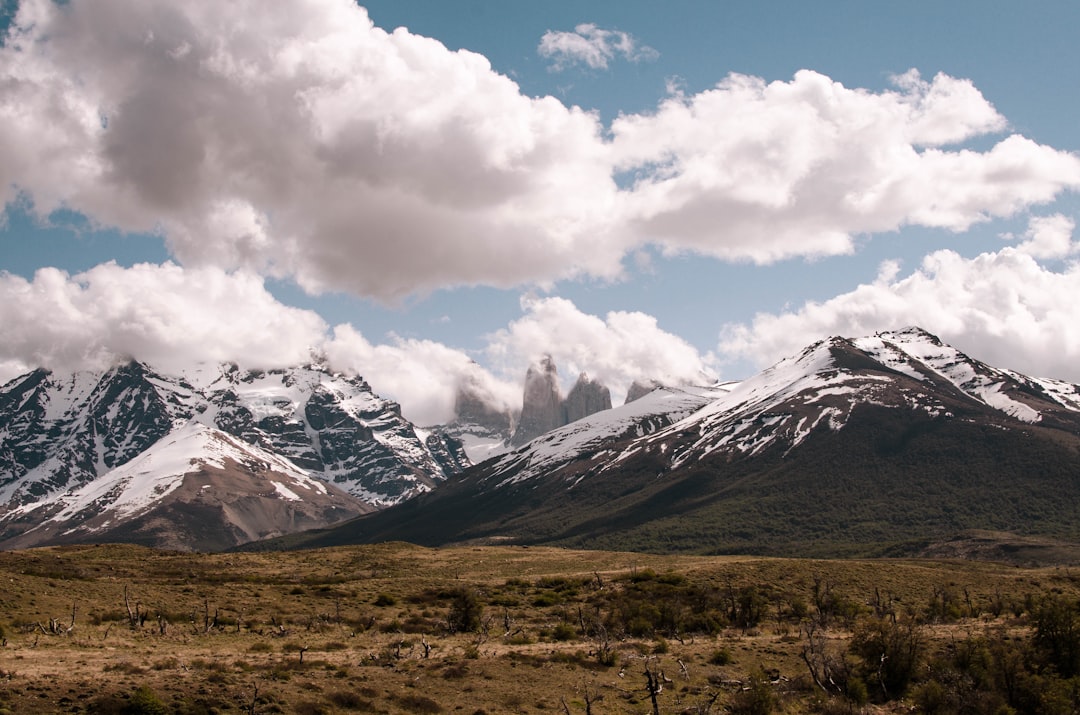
top-left (285, 328), bottom-right (1080, 557)
top-left (0, 422), bottom-right (369, 551)
top-left (0, 359), bottom-right (468, 549)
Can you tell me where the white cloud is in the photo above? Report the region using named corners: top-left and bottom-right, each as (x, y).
top-left (0, 0), bottom-right (622, 300)
top-left (0, 261), bottom-right (719, 426)
top-left (538, 23), bottom-right (658, 72)
top-left (613, 70), bottom-right (1080, 263)
top-left (718, 216), bottom-right (1080, 382)
top-left (1, 1), bottom-right (1078, 301)
top-left (323, 326), bottom-right (518, 427)
top-left (0, 262), bottom-right (328, 380)
top-left (485, 295), bottom-right (717, 402)
top-left (1007, 213), bottom-right (1077, 259)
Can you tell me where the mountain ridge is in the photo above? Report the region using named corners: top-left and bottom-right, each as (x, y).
top-left (0, 359), bottom-right (464, 550)
top-left (266, 327), bottom-right (1080, 557)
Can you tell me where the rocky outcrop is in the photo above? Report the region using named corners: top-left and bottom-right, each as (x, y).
top-left (625, 379), bottom-right (661, 404)
top-left (510, 359), bottom-right (613, 446)
top-left (510, 356), bottom-right (563, 446)
top-left (453, 375), bottom-right (514, 435)
top-left (563, 373), bottom-right (612, 423)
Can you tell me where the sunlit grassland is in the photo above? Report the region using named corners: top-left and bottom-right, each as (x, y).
top-left (0, 543), bottom-right (1078, 714)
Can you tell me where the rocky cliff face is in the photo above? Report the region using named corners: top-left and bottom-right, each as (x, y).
top-left (510, 358), bottom-right (613, 446)
top-left (562, 373), bottom-right (612, 423)
top-left (452, 376), bottom-right (514, 436)
top-left (0, 362), bottom-right (197, 508)
top-left (625, 379), bottom-right (661, 404)
top-left (510, 356), bottom-right (563, 446)
top-left (203, 364), bottom-right (467, 504)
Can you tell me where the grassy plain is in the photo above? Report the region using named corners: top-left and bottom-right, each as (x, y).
top-left (0, 543), bottom-right (1077, 714)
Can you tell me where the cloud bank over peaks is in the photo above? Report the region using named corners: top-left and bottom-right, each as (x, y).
top-left (538, 23), bottom-right (659, 72)
top-left (485, 295), bottom-right (718, 403)
top-left (718, 215), bottom-right (1080, 383)
top-left (322, 326), bottom-right (520, 428)
top-left (0, 261), bottom-right (716, 427)
top-left (0, 262), bottom-right (328, 379)
top-left (2, 0), bottom-right (1079, 300)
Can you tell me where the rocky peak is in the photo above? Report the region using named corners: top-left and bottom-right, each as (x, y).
top-left (625, 379), bottom-right (661, 405)
top-left (509, 359), bottom-right (614, 446)
top-left (563, 373), bottom-right (612, 424)
top-left (511, 356), bottom-right (563, 446)
top-left (452, 375), bottom-right (513, 435)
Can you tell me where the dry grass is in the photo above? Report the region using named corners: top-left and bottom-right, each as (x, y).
top-left (0, 543), bottom-right (1076, 713)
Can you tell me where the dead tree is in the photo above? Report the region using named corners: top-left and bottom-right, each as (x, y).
top-left (245, 682), bottom-right (259, 715)
top-left (644, 658), bottom-right (664, 715)
top-left (592, 623), bottom-right (616, 666)
top-left (203, 599), bottom-right (218, 633)
top-left (124, 585), bottom-right (144, 629)
top-left (582, 683), bottom-right (600, 714)
top-left (800, 620), bottom-right (847, 696)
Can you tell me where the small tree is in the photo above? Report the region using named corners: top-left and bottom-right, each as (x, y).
top-left (447, 587), bottom-right (483, 634)
top-left (850, 615), bottom-right (923, 701)
top-left (1032, 594), bottom-right (1080, 678)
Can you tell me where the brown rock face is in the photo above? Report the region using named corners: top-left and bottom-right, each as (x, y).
top-left (510, 356), bottom-right (563, 446)
top-left (453, 376), bottom-right (513, 435)
top-left (510, 359), bottom-right (613, 446)
top-left (625, 379), bottom-right (661, 404)
top-left (562, 373), bottom-right (612, 424)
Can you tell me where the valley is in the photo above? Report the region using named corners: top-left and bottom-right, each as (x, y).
top-left (2, 543), bottom-right (1080, 714)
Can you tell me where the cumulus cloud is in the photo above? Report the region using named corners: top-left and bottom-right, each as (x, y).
top-left (2, 1), bottom-right (1078, 300)
top-left (1007, 213), bottom-right (1077, 259)
top-left (0, 260), bottom-right (524, 426)
top-left (538, 23), bottom-right (658, 71)
top-left (0, 262), bottom-right (328, 380)
top-left (612, 70), bottom-right (1080, 262)
top-left (718, 216), bottom-right (1080, 382)
top-left (485, 295), bottom-right (717, 402)
top-left (0, 0), bottom-right (622, 299)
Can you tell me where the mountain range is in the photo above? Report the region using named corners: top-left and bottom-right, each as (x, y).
top-left (3, 327), bottom-right (1080, 557)
top-left (270, 327), bottom-right (1080, 557)
top-left (0, 360), bottom-right (466, 550)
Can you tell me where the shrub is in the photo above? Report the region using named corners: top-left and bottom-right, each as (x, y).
top-left (1032, 594), bottom-right (1080, 678)
top-left (550, 622), bottom-right (576, 641)
top-left (394, 693), bottom-right (443, 713)
top-left (447, 588), bottom-right (483, 634)
top-left (328, 691), bottom-right (372, 710)
top-left (708, 648), bottom-right (733, 666)
top-left (849, 616), bottom-right (923, 701)
top-left (126, 686), bottom-right (168, 715)
top-left (730, 670), bottom-right (777, 715)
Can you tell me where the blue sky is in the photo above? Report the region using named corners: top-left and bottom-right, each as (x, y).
top-left (2, 0), bottom-right (1079, 425)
